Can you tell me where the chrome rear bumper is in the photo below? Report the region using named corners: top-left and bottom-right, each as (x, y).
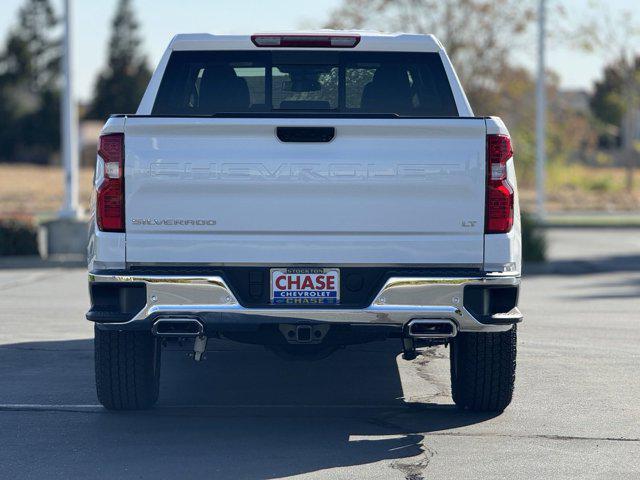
top-left (88, 272), bottom-right (521, 333)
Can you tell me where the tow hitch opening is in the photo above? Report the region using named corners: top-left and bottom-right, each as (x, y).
top-left (279, 324), bottom-right (329, 344)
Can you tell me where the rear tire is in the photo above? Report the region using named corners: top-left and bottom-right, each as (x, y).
top-left (450, 325), bottom-right (517, 412)
top-left (94, 326), bottom-right (161, 410)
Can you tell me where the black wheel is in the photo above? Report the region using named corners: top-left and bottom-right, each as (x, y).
top-left (450, 325), bottom-right (517, 412)
top-left (94, 326), bottom-right (161, 410)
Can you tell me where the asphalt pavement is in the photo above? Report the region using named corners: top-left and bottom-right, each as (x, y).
top-left (0, 228), bottom-right (639, 479)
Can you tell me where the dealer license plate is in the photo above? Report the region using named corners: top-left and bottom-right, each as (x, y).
top-left (270, 268), bottom-right (340, 305)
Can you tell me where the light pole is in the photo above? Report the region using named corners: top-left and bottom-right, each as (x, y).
top-left (59, 0), bottom-right (79, 218)
top-left (39, 0), bottom-right (85, 258)
top-left (535, 0), bottom-right (547, 219)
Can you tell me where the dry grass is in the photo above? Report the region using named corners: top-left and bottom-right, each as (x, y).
top-left (0, 164), bottom-right (94, 219)
top-left (520, 165), bottom-right (640, 212)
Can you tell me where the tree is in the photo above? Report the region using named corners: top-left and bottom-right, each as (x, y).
top-left (322, 0), bottom-right (598, 188)
top-left (0, 0), bottom-right (59, 90)
top-left (590, 56), bottom-right (640, 128)
top-left (589, 56), bottom-right (640, 190)
top-left (86, 0), bottom-right (151, 119)
top-left (0, 0), bottom-right (61, 163)
top-left (571, 2), bottom-right (640, 190)
top-left (323, 0), bottom-right (535, 114)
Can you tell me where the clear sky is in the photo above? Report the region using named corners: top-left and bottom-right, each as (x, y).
top-left (1, 0), bottom-right (638, 101)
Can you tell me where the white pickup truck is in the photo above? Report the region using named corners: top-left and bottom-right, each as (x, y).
top-left (87, 32), bottom-right (522, 412)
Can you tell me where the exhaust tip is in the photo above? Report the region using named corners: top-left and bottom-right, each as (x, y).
top-left (407, 319), bottom-right (457, 338)
top-left (152, 318), bottom-right (204, 337)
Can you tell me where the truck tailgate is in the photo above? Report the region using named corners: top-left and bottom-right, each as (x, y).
top-left (124, 117), bottom-right (486, 265)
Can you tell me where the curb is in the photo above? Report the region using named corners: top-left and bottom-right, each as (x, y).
top-left (542, 224), bottom-right (640, 230)
top-left (523, 260), bottom-right (640, 276)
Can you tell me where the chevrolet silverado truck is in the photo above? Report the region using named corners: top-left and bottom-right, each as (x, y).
top-left (87, 32), bottom-right (522, 412)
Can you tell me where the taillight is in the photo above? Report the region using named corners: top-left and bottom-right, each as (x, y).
top-left (96, 133), bottom-right (124, 232)
top-left (251, 34), bottom-right (360, 48)
top-left (485, 134), bottom-right (514, 234)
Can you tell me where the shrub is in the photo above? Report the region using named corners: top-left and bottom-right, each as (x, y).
top-left (547, 162), bottom-right (623, 194)
top-left (585, 175), bottom-right (615, 192)
top-left (0, 219), bottom-right (38, 255)
top-left (521, 211), bottom-right (546, 262)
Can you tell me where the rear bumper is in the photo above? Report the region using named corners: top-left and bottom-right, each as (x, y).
top-left (87, 272), bottom-right (522, 333)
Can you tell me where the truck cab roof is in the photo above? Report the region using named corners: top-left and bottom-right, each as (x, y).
top-left (168, 31), bottom-right (443, 52)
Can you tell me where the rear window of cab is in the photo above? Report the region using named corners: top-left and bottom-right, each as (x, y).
top-left (152, 51), bottom-right (459, 117)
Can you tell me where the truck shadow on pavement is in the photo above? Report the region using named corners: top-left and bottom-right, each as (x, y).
top-left (0, 338), bottom-right (498, 479)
